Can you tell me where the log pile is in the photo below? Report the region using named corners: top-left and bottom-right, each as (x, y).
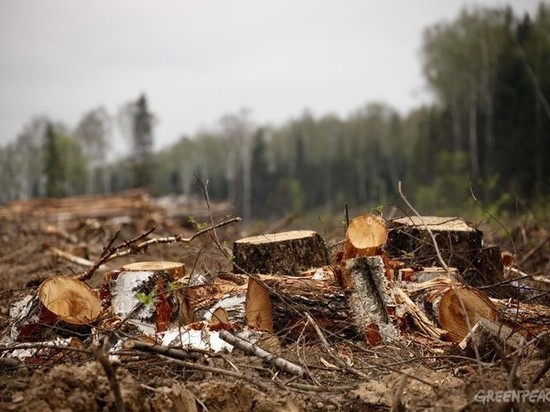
top-left (0, 190), bottom-right (159, 223)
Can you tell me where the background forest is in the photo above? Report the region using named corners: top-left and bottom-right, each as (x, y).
top-left (1, 5), bottom-right (549, 222)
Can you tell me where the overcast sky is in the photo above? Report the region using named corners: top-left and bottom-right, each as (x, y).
top-left (0, 0), bottom-right (542, 152)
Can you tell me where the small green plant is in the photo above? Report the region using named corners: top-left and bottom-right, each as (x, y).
top-left (135, 291), bottom-right (155, 308)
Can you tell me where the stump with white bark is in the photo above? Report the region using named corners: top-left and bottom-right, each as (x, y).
top-left (101, 261), bottom-right (185, 335)
top-left (233, 230), bottom-right (329, 275)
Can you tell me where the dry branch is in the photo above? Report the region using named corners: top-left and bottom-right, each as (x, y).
top-left (78, 216), bottom-right (240, 281)
top-left (218, 329), bottom-right (305, 377)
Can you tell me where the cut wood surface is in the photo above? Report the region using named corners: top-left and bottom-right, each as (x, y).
top-left (246, 277), bottom-right (274, 331)
top-left (404, 276), bottom-right (499, 342)
top-left (121, 261), bottom-right (185, 280)
top-left (343, 215), bottom-right (387, 259)
top-left (233, 230), bottom-right (329, 275)
top-left (39, 276), bottom-right (102, 325)
top-left (9, 276), bottom-right (102, 341)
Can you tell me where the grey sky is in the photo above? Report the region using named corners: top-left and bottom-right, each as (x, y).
top-left (0, 0), bottom-right (542, 152)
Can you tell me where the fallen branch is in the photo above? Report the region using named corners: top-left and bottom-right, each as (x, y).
top-left (218, 329), bottom-right (305, 377)
top-left (78, 217), bottom-right (240, 281)
top-left (123, 339), bottom-right (200, 361)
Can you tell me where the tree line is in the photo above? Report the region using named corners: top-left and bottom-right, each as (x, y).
top-left (1, 4), bottom-right (548, 220)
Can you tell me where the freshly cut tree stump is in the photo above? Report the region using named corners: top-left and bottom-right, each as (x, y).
top-left (10, 276), bottom-right (102, 342)
top-left (344, 256), bottom-right (399, 345)
top-left (248, 272), bottom-right (357, 340)
top-left (101, 261), bottom-right (185, 335)
top-left (405, 276), bottom-right (499, 342)
top-left (387, 216), bottom-right (483, 273)
top-left (343, 215), bottom-right (387, 259)
top-left (233, 230), bottom-right (329, 275)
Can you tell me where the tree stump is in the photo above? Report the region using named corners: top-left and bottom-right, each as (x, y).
top-left (10, 276), bottom-right (102, 342)
top-left (101, 261), bottom-right (185, 335)
top-left (233, 230), bottom-right (329, 275)
top-left (387, 216), bottom-right (485, 275)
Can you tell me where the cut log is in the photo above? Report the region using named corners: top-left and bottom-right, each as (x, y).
top-left (249, 272), bottom-right (357, 340)
top-left (404, 276), bottom-right (499, 342)
top-left (101, 261), bottom-right (185, 335)
top-left (387, 216), bottom-right (482, 274)
top-left (233, 230), bottom-right (329, 275)
top-left (9, 276), bottom-right (102, 342)
top-left (39, 276), bottom-right (102, 324)
top-left (343, 215), bottom-right (387, 259)
top-left (344, 256), bottom-right (399, 345)
top-left (459, 318), bottom-right (528, 360)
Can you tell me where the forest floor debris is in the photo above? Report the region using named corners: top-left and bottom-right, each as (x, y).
top-left (1, 192), bottom-right (549, 411)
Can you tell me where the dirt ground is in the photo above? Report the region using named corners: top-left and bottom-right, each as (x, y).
top-left (1, 207), bottom-right (549, 411)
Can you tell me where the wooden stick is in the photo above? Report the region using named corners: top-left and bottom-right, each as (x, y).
top-left (218, 330), bottom-right (305, 377)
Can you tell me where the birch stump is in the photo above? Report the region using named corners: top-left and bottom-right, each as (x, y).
top-left (233, 230), bottom-right (329, 275)
top-left (101, 261), bottom-right (184, 335)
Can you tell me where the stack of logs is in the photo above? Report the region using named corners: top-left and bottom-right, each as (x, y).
top-left (5, 215), bottom-right (549, 359)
